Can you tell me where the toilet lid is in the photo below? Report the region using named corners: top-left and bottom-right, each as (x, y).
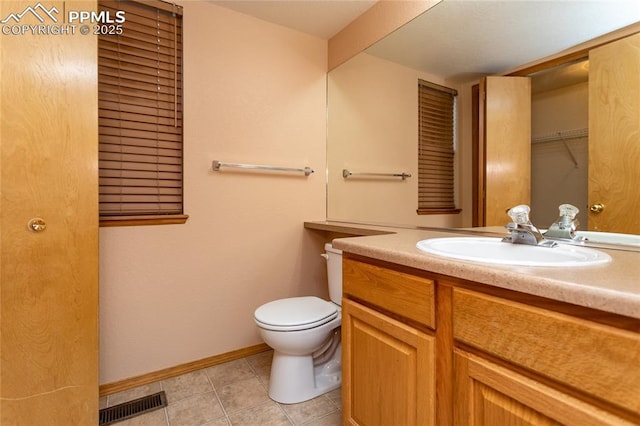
top-left (255, 296), bottom-right (338, 331)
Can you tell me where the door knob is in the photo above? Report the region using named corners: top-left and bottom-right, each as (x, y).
top-left (589, 203), bottom-right (605, 213)
top-left (28, 218), bottom-right (47, 232)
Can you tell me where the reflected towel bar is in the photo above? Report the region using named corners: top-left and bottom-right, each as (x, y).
top-left (342, 169), bottom-right (411, 180)
top-left (212, 160), bottom-right (314, 176)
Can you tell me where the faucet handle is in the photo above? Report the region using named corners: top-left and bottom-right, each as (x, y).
top-left (558, 203), bottom-right (579, 220)
top-left (544, 203), bottom-right (581, 240)
top-left (507, 204), bottom-right (532, 225)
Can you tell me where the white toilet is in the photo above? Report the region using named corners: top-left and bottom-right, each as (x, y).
top-left (254, 243), bottom-right (343, 404)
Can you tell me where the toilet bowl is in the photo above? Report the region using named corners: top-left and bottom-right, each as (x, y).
top-left (254, 243), bottom-right (342, 404)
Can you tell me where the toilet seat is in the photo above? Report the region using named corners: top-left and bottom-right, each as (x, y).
top-left (255, 296), bottom-right (338, 331)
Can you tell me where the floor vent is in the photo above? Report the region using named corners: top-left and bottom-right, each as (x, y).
top-left (99, 391), bottom-right (167, 425)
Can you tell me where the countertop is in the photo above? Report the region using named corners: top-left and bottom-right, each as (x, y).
top-left (305, 221), bottom-right (640, 320)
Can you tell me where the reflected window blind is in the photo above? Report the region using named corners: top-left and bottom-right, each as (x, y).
top-left (98, 0), bottom-right (183, 218)
top-left (418, 79), bottom-right (457, 213)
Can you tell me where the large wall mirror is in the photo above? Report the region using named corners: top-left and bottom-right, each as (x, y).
top-left (327, 0), bottom-right (640, 246)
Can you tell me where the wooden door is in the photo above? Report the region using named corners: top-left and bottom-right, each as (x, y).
top-left (454, 350), bottom-right (632, 426)
top-left (342, 299), bottom-right (435, 426)
top-left (0, 1), bottom-right (99, 424)
top-left (588, 32), bottom-right (640, 233)
top-left (477, 77), bottom-right (531, 227)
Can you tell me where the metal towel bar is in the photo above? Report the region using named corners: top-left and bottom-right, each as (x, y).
top-left (212, 160), bottom-right (314, 176)
top-left (342, 169), bottom-right (411, 180)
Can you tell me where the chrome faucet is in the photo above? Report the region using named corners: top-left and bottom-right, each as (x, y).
top-left (502, 204), bottom-right (558, 248)
top-left (543, 204), bottom-right (583, 241)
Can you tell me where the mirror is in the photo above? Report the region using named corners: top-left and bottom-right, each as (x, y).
top-left (327, 0), bottom-right (640, 246)
top-left (530, 59), bottom-right (589, 228)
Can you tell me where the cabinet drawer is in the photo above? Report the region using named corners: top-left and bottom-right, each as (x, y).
top-left (343, 258), bottom-right (435, 329)
top-left (455, 349), bottom-right (635, 426)
top-left (453, 288), bottom-right (640, 415)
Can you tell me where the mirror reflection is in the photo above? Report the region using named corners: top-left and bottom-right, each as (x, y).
top-left (530, 60), bottom-right (588, 228)
top-left (327, 0), bottom-right (640, 246)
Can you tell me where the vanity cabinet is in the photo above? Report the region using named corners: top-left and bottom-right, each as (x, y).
top-left (342, 258), bottom-right (436, 426)
top-left (341, 254), bottom-right (640, 426)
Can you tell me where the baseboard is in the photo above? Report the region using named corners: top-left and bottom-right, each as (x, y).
top-left (99, 343), bottom-right (271, 396)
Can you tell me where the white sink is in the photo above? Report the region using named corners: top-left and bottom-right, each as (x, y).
top-left (416, 237), bottom-right (611, 267)
top-left (575, 231), bottom-right (640, 246)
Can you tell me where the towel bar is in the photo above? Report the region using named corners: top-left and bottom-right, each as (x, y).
top-left (212, 161), bottom-right (314, 176)
top-left (342, 169), bottom-right (411, 180)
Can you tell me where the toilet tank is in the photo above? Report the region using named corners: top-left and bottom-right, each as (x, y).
top-left (325, 243), bottom-right (343, 305)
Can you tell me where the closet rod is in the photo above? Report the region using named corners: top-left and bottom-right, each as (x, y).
top-left (212, 161), bottom-right (314, 176)
top-left (531, 128), bottom-right (588, 144)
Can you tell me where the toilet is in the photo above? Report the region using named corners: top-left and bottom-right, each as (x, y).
top-left (254, 243), bottom-right (343, 404)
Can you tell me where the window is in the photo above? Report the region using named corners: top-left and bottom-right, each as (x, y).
top-left (98, 0), bottom-right (186, 226)
top-left (417, 79), bottom-right (459, 214)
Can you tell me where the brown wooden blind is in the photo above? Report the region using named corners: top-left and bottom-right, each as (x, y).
top-left (418, 79), bottom-right (458, 213)
top-left (98, 0), bottom-right (183, 218)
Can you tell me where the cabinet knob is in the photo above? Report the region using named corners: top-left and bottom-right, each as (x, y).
top-left (28, 218), bottom-right (47, 232)
top-left (589, 203), bottom-right (605, 213)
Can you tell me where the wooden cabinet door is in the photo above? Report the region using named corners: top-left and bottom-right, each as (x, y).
top-left (477, 76), bottom-right (531, 226)
top-left (342, 299), bottom-right (435, 426)
top-left (0, 1), bottom-right (99, 424)
top-left (454, 350), bottom-right (634, 426)
top-left (588, 32), bottom-right (640, 233)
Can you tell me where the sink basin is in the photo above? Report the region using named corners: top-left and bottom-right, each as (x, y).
top-left (575, 231), bottom-right (640, 246)
top-left (416, 237), bottom-right (611, 267)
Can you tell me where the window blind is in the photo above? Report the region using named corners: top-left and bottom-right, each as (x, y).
top-left (98, 0), bottom-right (183, 218)
top-left (418, 79), bottom-right (458, 213)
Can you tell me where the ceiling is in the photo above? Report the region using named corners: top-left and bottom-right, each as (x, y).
top-left (366, 0), bottom-right (640, 83)
top-left (209, 0), bottom-right (378, 40)
top-left (210, 0), bottom-right (640, 88)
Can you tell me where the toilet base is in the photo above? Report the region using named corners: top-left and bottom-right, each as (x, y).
top-left (268, 343), bottom-right (342, 404)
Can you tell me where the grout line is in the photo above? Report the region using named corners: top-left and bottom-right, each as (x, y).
top-left (158, 382), bottom-right (170, 426)
top-left (301, 409), bottom-right (341, 426)
top-left (161, 407), bottom-right (170, 426)
top-left (276, 401), bottom-right (296, 426)
top-left (161, 370), bottom-right (217, 405)
top-left (203, 366), bottom-right (232, 425)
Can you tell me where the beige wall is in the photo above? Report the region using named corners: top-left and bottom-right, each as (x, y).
top-left (99, 2), bottom-right (328, 385)
top-left (327, 53), bottom-right (467, 228)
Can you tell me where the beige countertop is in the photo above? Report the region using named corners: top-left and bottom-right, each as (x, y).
top-left (305, 221), bottom-right (640, 320)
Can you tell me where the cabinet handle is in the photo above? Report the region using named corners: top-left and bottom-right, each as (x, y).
top-left (589, 203), bottom-right (605, 213)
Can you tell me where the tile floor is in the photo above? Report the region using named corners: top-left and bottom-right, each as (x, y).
top-left (99, 350), bottom-right (342, 426)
